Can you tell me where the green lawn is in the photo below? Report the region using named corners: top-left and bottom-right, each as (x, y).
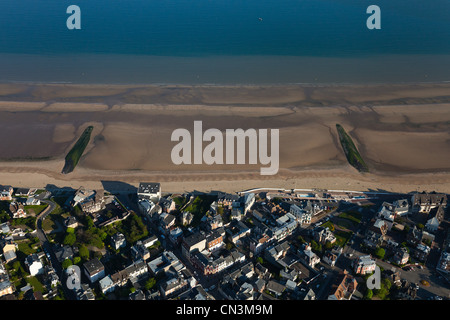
top-left (334, 230), bottom-right (353, 247)
top-left (24, 204), bottom-right (49, 216)
top-left (27, 276), bottom-right (46, 293)
top-left (321, 221), bottom-right (335, 231)
top-left (335, 218), bottom-right (356, 230)
top-left (17, 237), bottom-right (41, 255)
top-left (184, 195), bottom-right (216, 227)
top-left (338, 210), bottom-right (362, 224)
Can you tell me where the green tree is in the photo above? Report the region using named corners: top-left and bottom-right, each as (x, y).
top-left (144, 277), bottom-right (156, 290)
top-left (73, 256), bottom-right (81, 265)
top-left (297, 235), bottom-right (305, 244)
top-left (85, 216), bottom-right (94, 229)
top-left (62, 258), bottom-right (73, 269)
top-left (12, 261), bottom-right (22, 272)
top-left (324, 241), bottom-right (334, 250)
top-left (364, 288), bottom-right (373, 300)
top-left (79, 245), bottom-right (90, 261)
top-left (374, 247), bottom-right (385, 260)
top-left (311, 240), bottom-right (322, 254)
top-left (63, 232), bottom-right (76, 246)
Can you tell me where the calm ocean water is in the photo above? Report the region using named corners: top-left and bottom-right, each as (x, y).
top-left (0, 0), bottom-right (449, 84)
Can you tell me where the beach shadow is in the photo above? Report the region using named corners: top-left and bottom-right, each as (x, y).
top-left (100, 180), bottom-right (137, 194)
top-left (101, 180), bottom-right (138, 212)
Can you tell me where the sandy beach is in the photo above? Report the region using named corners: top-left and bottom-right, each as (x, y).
top-left (0, 82), bottom-right (449, 194)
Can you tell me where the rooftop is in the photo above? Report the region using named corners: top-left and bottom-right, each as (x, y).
top-left (138, 182), bottom-right (161, 194)
top-left (83, 258), bottom-right (105, 275)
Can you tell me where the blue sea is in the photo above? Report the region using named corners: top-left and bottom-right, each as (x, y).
top-left (0, 0), bottom-right (449, 84)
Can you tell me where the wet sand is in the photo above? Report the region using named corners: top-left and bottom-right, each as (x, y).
top-left (0, 82), bottom-right (449, 193)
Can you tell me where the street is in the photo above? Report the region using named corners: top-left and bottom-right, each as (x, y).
top-left (35, 199), bottom-right (76, 300)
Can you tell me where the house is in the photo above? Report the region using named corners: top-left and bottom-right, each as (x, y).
top-left (160, 276), bottom-right (189, 299)
top-left (437, 252), bottom-right (450, 274)
top-left (314, 226), bottom-right (336, 245)
top-left (323, 246), bottom-right (343, 267)
top-left (83, 259), bottom-right (105, 283)
top-left (191, 248), bottom-right (245, 276)
top-left (217, 192), bottom-right (239, 208)
top-left (25, 254), bottom-right (44, 276)
top-left (206, 228), bottom-right (225, 252)
top-left (241, 193), bottom-right (255, 214)
top-left (25, 197), bottom-right (40, 206)
top-left (111, 232), bottom-right (126, 250)
top-left (9, 202), bottom-right (26, 219)
top-left (0, 222), bottom-right (10, 234)
top-left (299, 288), bottom-right (316, 300)
top-left (159, 197), bottom-right (176, 213)
top-left (252, 210), bottom-right (266, 223)
top-left (249, 233), bottom-right (271, 255)
top-left (209, 201), bottom-right (218, 215)
top-left (79, 190), bottom-right (105, 213)
top-left (99, 275), bottom-right (115, 294)
top-left (264, 241), bottom-right (290, 266)
top-left (412, 192), bottom-right (447, 213)
top-left (371, 218), bottom-right (390, 234)
top-left (0, 185), bottom-right (13, 201)
top-left (407, 226), bottom-right (423, 247)
top-left (3, 250), bottom-right (17, 263)
top-left (177, 285), bottom-right (213, 300)
top-left (225, 220), bottom-right (250, 244)
top-left (231, 207), bottom-right (244, 221)
top-left (323, 251), bottom-right (337, 267)
top-left (395, 280), bottom-right (419, 300)
top-left (15, 188), bottom-right (31, 197)
top-left (139, 199), bottom-right (156, 217)
top-left (125, 260), bottom-right (149, 283)
top-left (328, 270), bottom-right (358, 300)
top-left (353, 255), bottom-right (376, 275)
top-left (393, 247), bottom-right (410, 265)
top-left (130, 241), bottom-right (150, 261)
top-left (393, 199), bottom-right (410, 216)
top-left (148, 251), bottom-right (184, 276)
top-left (266, 280), bottom-right (285, 298)
top-left (137, 182), bottom-right (161, 202)
top-left (54, 245), bottom-right (75, 263)
top-left (290, 204), bottom-right (312, 226)
top-left (182, 232), bottom-right (206, 259)
top-left (76, 283), bottom-right (95, 300)
top-left (110, 269), bottom-right (128, 288)
top-left (0, 279), bottom-right (14, 298)
top-left (412, 244), bottom-right (431, 262)
top-left (206, 214), bottom-right (223, 231)
top-left (298, 243), bottom-right (320, 268)
top-left (425, 206), bottom-right (445, 233)
top-left (63, 216), bottom-right (78, 229)
top-left (43, 266), bottom-right (59, 288)
top-left (1, 239), bottom-right (17, 254)
top-left (129, 289), bottom-right (146, 300)
top-left (141, 235), bottom-right (158, 248)
top-left (72, 187), bottom-right (94, 206)
top-left (181, 211), bottom-right (193, 226)
top-left (160, 213), bottom-right (176, 231)
top-left (2, 239), bottom-right (17, 263)
top-left (377, 202), bottom-right (396, 222)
